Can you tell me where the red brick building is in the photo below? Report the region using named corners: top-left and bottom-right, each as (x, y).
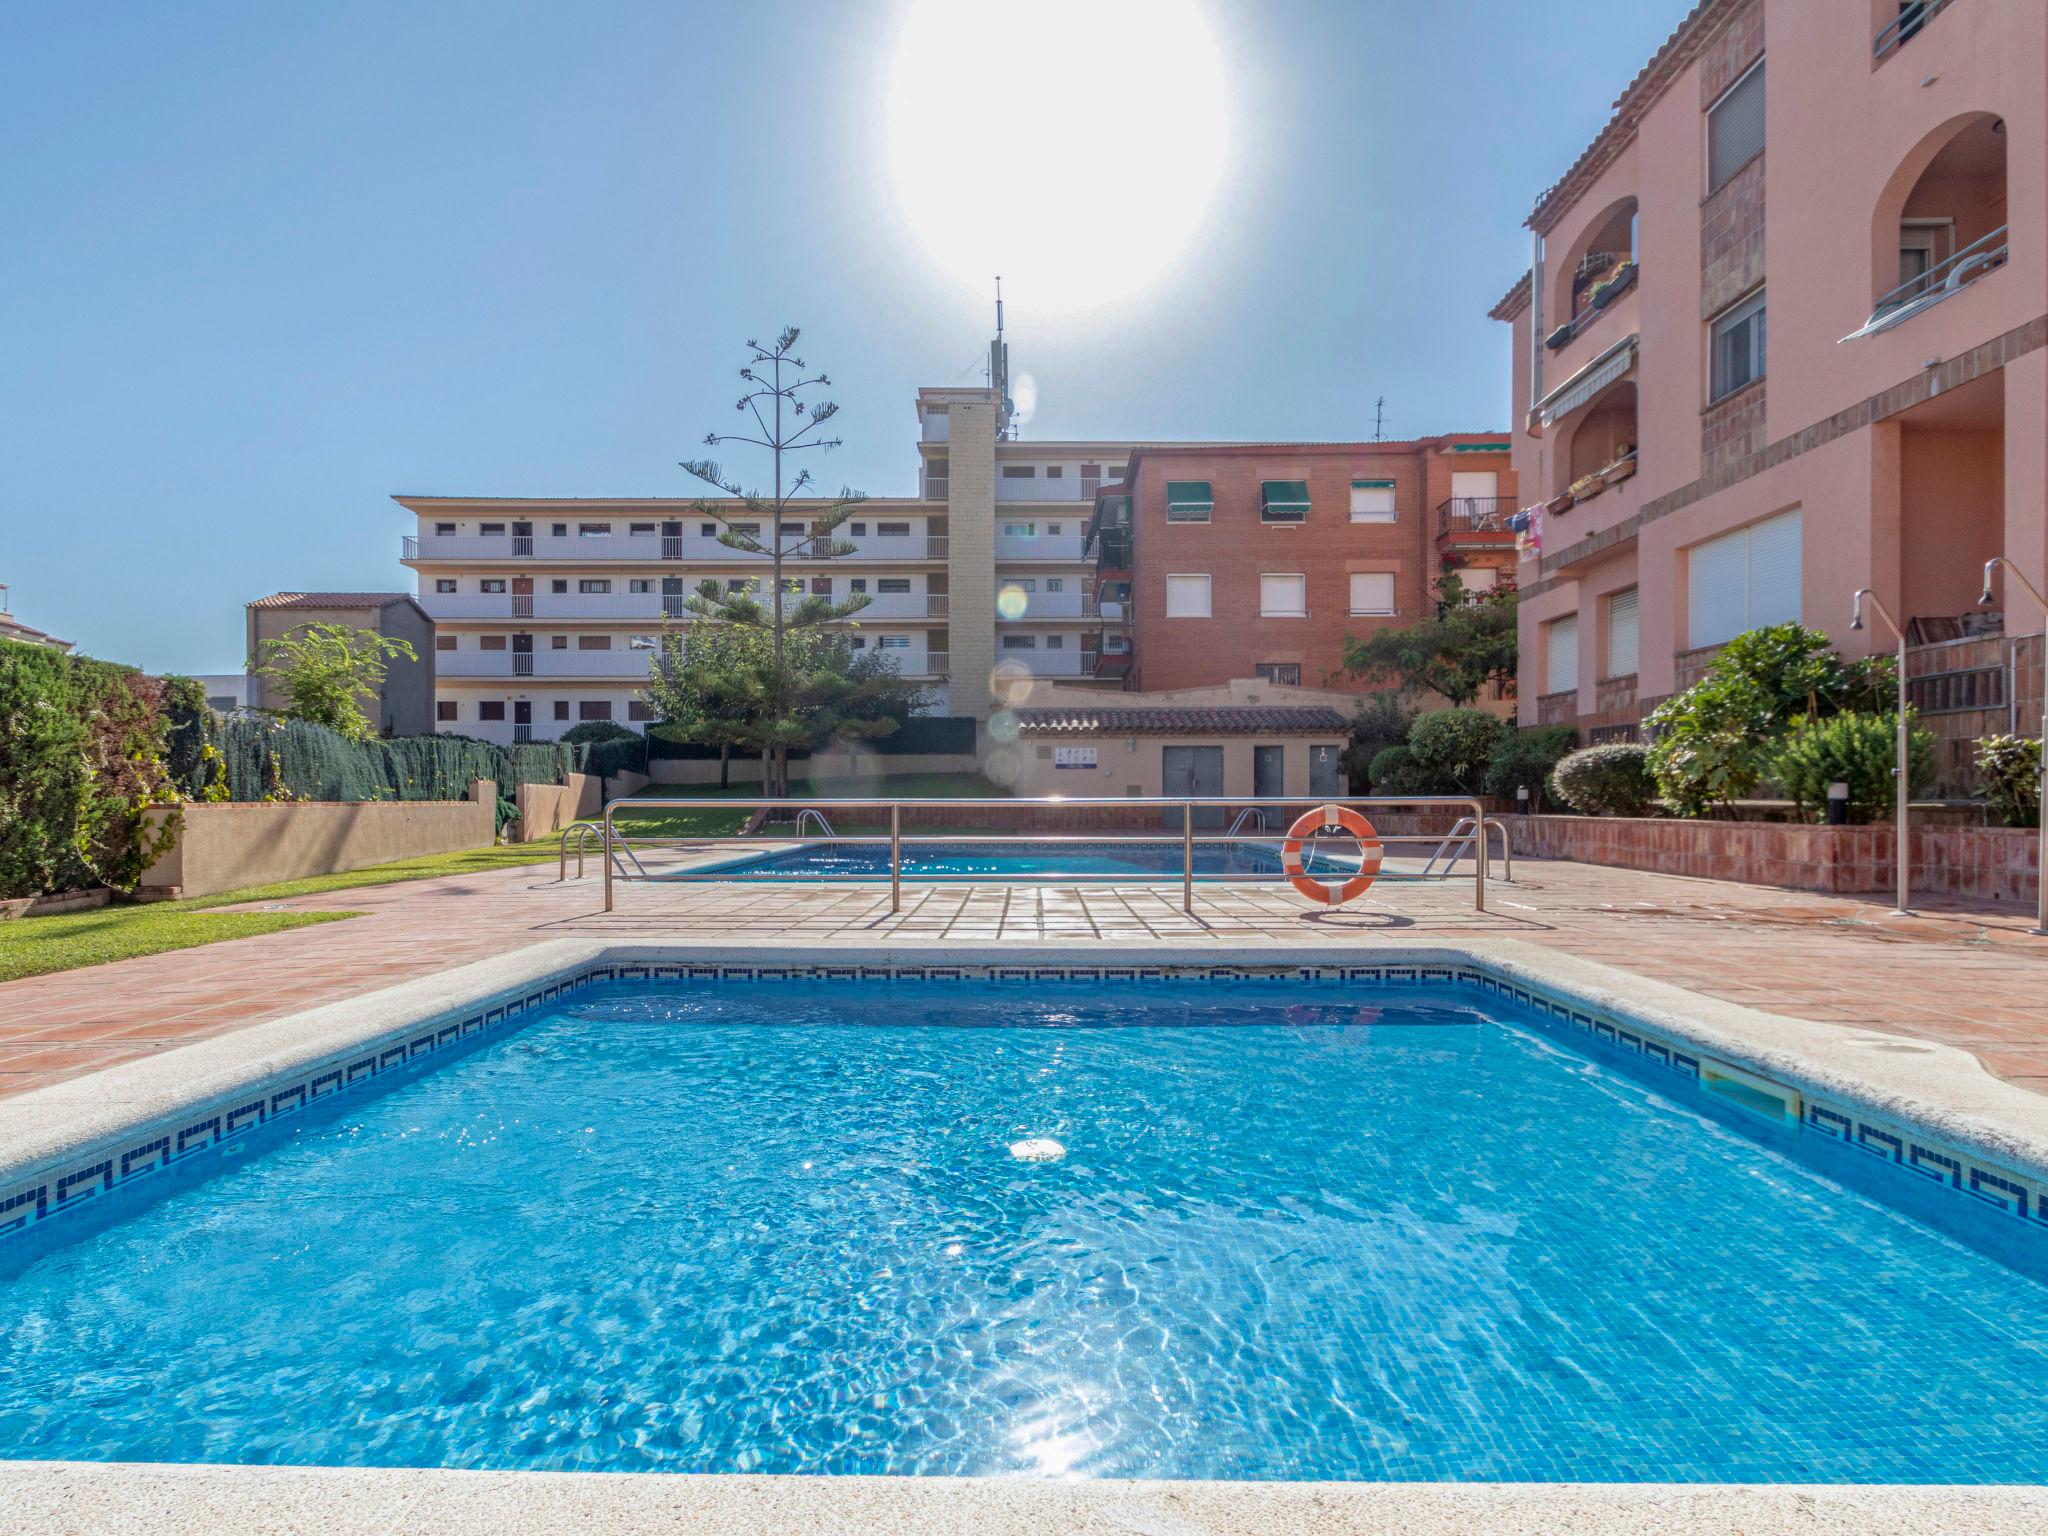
top-left (1084, 437), bottom-right (1516, 692)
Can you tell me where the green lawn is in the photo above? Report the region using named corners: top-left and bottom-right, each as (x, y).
top-left (182, 840), bottom-right (568, 909)
top-left (610, 773), bottom-right (1003, 837)
top-left (0, 905), bottom-right (353, 984)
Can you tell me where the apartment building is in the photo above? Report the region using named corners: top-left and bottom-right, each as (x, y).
top-left (1082, 439), bottom-right (1516, 692)
top-left (1492, 0), bottom-right (2044, 764)
top-left (401, 376), bottom-right (1136, 741)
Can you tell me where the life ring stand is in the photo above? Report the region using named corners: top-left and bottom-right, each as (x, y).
top-left (1280, 805), bottom-right (1384, 907)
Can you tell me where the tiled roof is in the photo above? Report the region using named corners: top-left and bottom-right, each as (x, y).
top-left (247, 592), bottom-right (409, 610)
top-left (1490, 270), bottom-right (1533, 323)
top-left (1014, 706), bottom-right (1351, 737)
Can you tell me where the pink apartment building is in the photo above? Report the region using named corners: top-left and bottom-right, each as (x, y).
top-left (1492, 0), bottom-right (2044, 780)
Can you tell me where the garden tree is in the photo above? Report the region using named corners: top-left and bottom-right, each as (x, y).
top-left (254, 622), bottom-right (416, 743)
top-left (673, 327), bottom-right (880, 795)
top-left (1338, 585), bottom-right (1517, 707)
top-left (639, 617), bottom-right (930, 794)
top-left (1338, 693), bottom-right (1415, 792)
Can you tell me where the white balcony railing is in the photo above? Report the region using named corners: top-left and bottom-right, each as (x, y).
top-left (994, 476), bottom-right (1092, 503)
top-left (419, 592), bottom-right (669, 621)
top-left (437, 650), bottom-right (657, 679)
top-left (848, 591), bottom-right (948, 620)
top-left (994, 648), bottom-right (1088, 676)
top-left (405, 532), bottom-right (947, 564)
top-left (993, 589), bottom-right (1099, 620)
top-left (995, 528), bottom-right (1089, 561)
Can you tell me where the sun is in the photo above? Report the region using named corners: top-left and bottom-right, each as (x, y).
top-left (884, 0), bottom-right (1231, 315)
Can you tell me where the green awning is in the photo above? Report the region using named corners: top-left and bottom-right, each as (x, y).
top-left (1453, 442), bottom-right (1510, 453)
top-left (1351, 478), bottom-right (1395, 490)
top-left (1260, 480), bottom-right (1311, 516)
top-left (1164, 480), bottom-right (1213, 511)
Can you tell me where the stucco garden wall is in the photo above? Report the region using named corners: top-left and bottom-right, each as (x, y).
top-left (140, 798), bottom-right (493, 899)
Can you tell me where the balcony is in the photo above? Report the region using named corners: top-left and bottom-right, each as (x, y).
top-left (848, 591), bottom-right (948, 620)
top-left (420, 591), bottom-right (668, 621)
top-left (1546, 259), bottom-right (1637, 353)
top-left (438, 650), bottom-right (657, 679)
top-left (1842, 225), bottom-right (2009, 342)
top-left (995, 648), bottom-right (1088, 676)
top-left (1436, 497), bottom-right (1520, 547)
top-left (404, 532), bottom-right (947, 564)
top-left (994, 589), bottom-right (1099, 620)
top-left (1875, 0), bottom-right (1954, 60)
top-left (995, 524), bottom-right (1088, 561)
top-left (995, 475), bottom-right (1093, 503)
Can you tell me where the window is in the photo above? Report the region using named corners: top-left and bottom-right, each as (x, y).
top-left (779, 521), bottom-right (803, 535)
top-left (878, 635), bottom-right (910, 649)
top-left (1260, 480), bottom-right (1311, 523)
top-left (436, 700), bottom-right (457, 722)
top-left (1710, 290), bottom-right (1767, 401)
top-left (435, 578), bottom-right (457, 593)
top-left (877, 577), bottom-right (911, 594)
top-left (1045, 634), bottom-right (1065, 649)
top-left (725, 578), bottom-right (752, 592)
top-left (1002, 634), bottom-right (1039, 650)
top-left (434, 522), bottom-right (457, 537)
top-left (551, 523), bottom-right (567, 538)
top-left (628, 700), bottom-right (652, 722)
top-left (579, 579), bottom-right (612, 594)
top-left (1546, 615), bottom-right (1580, 694)
top-left (780, 577), bottom-right (804, 593)
top-left (1254, 662), bottom-right (1302, 686)
top-left (1045, 465), bottom-right (1064, 479)
top-left (1164, 481), bottom-right (1213, 522)
top-left (551, 580), bottom-right (568, 594)
top-left (628, 522), bottom-right (657, 536)
top-left (1047, 522), bottom-right (1062, 535)
top-left (578, 523), bottom-right (612, 537)
top-left (1260, 574), bottom-right (1307, 617)
top-left (1166, 574), bottom-right (1211, 617)
top-left (480, 635), bottom-right (507, 651)
top-left (849, 522), bottom-right (867, 538)
top-left (1706, 60), bottom-right (1764, 194)
top-left (480, 579), bottom-right (506, 593)
top-left (629, 579), bottom-right (654, 593)
top-left (435, 634), bottom-right (456, 652)
top-left (1001, 578), bottom-right (1037, 594)
top-left (699, 522), bottom-right (717, 537)
top-left (1605, 587), bottom-right (1640, 678)
top-left (480, 522), bottom-right (506, 537)
top-left (1459, 566), bottom-right (1499, 594)
top-left (1003, 522), bottom-right (1036, 537)
top-left (877, 521), bottom-right (910, 537)
top-left (1687, 508), bottom-right (1802, 648)
top-left (848, 635), bottom-right (867, 649)
top-left (479, 701), bottom-right (506, 722)
top-left (630, 634), bottom-right (657, 650)
top-left (578, 701), bottom-right (612, 721)
top-left (1045, 578), bottom-right (1063, 592)
top-left (578, 634), bottom-right (612, 650)
top-left (1348, 572), bottom-right (1396, 615)
top-left (551, 635), bottom-right (568, 650)
top-left (553, 700), bottom-right (570, 721)
top-left (848, 578), bottom-right (868, 593)
top-left (1001, 465), bottom-right (1037, 479)
top-left (1349, 480), bottom-right (1396, 522)
top-left (810, 577), bottom-right (832, 595)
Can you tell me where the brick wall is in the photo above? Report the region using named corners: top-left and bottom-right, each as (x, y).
top-left (1702, 377), bottom-right (1767, 474)
top-left (1697, 0), bottom-right (1763, 103)
top-left (1700, 155), bottom-right (1766, 320)
top-left (1674, 642), bottom-right (1726, 690)
top-left (1907, 632), bottom-right (2046, 793)
top-left (1128, 442), bottom-right (1511, 692)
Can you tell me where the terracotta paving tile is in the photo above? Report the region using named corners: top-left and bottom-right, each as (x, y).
top-left (0, 856), bottom-right (2043, 1099)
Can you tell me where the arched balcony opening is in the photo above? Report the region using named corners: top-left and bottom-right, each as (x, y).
top-left (1551, 380), bottom-right (1638, 506)
top-left (1546, 198), bottom-right (1638, 351)
top-left (1850, 113), bottom-right (2008, 339)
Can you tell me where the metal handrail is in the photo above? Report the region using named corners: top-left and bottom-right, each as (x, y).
top-left (794, 809), bottom-right (836, 839)
top-left (1225, 806), bottom-right (1272, 837)
top-left (597, 796), bottom-right (1489, 916)
top-left (1420, 817), bottom-right (1513, 881)
top-left (1874, 0), bottom-right (1951, 59)
top-left (557, 821), bottom-right (604, 881)
top-left (1846, 225), bottom-right (2009, 340)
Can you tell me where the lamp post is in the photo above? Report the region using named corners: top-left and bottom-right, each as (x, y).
top-left (1850, 589), bottom-right (1912, 916)
top-left (1981, 558), bottom-right (2048, 935)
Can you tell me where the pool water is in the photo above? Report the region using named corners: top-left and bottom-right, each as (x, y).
top-left (4, 979), bottom-right (2047, 1482)
top-left (704, 838), bottom-right (1364, 880)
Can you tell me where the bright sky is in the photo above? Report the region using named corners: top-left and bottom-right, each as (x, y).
top-left (1, 0), bottom-right (1684, 672)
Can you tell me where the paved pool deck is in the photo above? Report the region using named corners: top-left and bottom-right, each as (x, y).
top-left (1, 853), bottom-right (2044, 1099)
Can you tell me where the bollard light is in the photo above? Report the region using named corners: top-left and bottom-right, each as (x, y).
top-left (1825, 781), bottom-right (1850, 827)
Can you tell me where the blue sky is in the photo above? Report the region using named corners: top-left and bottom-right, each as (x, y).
top-left (1, 1), bottom-right (1684, 672)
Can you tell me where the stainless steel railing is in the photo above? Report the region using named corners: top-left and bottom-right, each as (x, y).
top-left (588, 796), bottom-right (1498, 915)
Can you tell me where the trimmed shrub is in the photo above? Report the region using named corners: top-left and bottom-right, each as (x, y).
top-left (560, 719), bottom-right (636, 746)
top-left (1552, 744), bottom-right (1657, 817)
top-left (1763, 712), bottom-right (1934, 823)
top-left (1406, 708), bottom-right (1510, 794)
top-left (1367, 745), bottom-right (1433, 797)
top-left (1976, 734), bottom-right (2043, 828)
top-left (1484, 725), bottom-right (1577, 808)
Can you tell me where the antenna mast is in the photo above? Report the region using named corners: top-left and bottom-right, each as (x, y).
top-left (1372, 395), bottom-right (1387, 442)
top-left (991, 275), bottom-right (1015, 439)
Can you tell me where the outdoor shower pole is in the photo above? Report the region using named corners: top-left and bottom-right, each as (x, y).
top-left (1981, 558), bottom-right (2048, 935)
top-left (1851, 589), bottom-right (1912, 916)
top-left (1182, 802), bottom-right (1194, 914)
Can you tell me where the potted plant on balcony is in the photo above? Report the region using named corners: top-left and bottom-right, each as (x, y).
top-left (1544, 490), bottom-right (1574, 516)
top-left (1568, 472), bottom-right (1605, 504)
top-left (1546, 323), bottom-right (1574, 351)
top-left (1602, 445), bottom-right (1638, 486)
top-left (1588, 259), bottom-right (1636, 309)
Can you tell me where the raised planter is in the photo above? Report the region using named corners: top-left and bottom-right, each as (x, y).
top-left (1505, 814), bottom-right (2038, 906)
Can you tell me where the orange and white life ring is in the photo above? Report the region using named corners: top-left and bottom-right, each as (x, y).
top-left (1280, 805), bottom-right (1383, 906)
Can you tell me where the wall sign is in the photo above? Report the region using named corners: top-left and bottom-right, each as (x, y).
top-left (1053, 745), bottom-right (1099, 770)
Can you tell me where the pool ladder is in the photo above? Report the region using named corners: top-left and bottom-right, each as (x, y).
top-left (558, 820), bottom-right (649, 882)
top-left (794, 809), bottom-right (837, 839)
top-left (1422, 816), bottom-right (1513, 881)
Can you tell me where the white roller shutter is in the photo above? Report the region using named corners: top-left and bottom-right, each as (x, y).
top-left (1747, 509), bottom-right (1803, 628)
top-left (1348, 572), bottom-right (1396, 614)
top-left (1688, 528), bottom-right (1750, 648)
top-left (1449, 471), bottom-right (1498, 501)
top-left (1546, 614), bottom-right (1580, 694)
top-left (1606, 587), bottom-right (1639, 677)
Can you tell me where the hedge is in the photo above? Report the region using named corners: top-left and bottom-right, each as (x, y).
top-left (187, 714), bottom-right (582, 804)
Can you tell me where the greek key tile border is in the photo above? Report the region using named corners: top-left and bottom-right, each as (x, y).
top-left (4, 961), bottom-right (2044, 1255)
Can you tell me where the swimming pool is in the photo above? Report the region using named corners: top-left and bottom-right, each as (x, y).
top-left (701, 838), bottom-right (1365, 881)
top-left (4, 970), bottom-right (2046, 1483)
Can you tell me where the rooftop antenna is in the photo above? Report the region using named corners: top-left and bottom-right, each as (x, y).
top-left (1372, 395), bottom-right (1387, 442)
top-left (992, 276), bottom-right (1016, 439)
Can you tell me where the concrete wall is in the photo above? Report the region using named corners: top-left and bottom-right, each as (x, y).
top-left (943, 392), bottom-right (1000, 718)
top-left (513, 772), bottom-right (601, 842)
top-left (247, 600), bottom-right (437, 738)
top-left (140, 798), bottom-right (493, 899)
top-left (1006, 736), bottom-right (1347, 799)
